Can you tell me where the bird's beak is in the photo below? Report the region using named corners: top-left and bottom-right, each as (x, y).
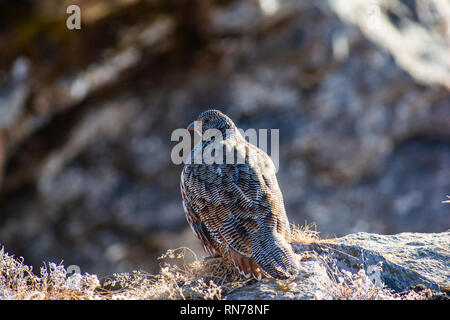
top-left (187, 122), bottom-right (196, 131)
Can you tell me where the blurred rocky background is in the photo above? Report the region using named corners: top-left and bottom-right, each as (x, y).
top-left (0, 0), bottom-right (449, 276)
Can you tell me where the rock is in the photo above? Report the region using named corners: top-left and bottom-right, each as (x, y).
top-left (329, 0), bottom-right (450, 89)
top-left (226, 231), bottom-right (450, 299)
top-left (330, 232), bottom-right (450, 292)
top-left (226, 256), bottom-right (334, 300)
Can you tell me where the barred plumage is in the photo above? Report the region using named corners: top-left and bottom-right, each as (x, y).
top-left (180, 109), bottom-right (298, 279)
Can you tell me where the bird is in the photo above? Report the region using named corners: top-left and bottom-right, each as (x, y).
top-left (180, 109), bottom-right (298, 280)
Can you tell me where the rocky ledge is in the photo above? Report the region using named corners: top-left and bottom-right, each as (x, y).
top-left (226, 231), bottom-right (450, 300)
top-left (1, 231), bottom-right (448, 300)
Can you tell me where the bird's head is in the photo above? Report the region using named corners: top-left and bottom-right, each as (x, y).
top-left (187, 109), bottom-right (237, 137)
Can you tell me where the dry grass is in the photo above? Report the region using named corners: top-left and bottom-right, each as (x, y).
top-left (0, 245), bottom-right (251, 300)
top-left (290, 222), bottom-right (325, 244)
top-left (0, 224), bottom-right (445, 300)
top-left (99, 247), bottom-right (251, 300)
top-left (0, 247), bottom-right (100, 300)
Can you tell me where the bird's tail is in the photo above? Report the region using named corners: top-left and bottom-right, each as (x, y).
top-left (252, 232), bottom-right (298, 279)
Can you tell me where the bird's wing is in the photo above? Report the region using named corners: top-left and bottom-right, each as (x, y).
top-left (181, 168), bottom-right (217, 256)
top-left (181, 138), bottom-right (294, 278)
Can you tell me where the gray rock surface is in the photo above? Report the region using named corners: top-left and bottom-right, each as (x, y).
top-left (226, 256), bottom-right (334, 300)
top-left (226, 231), bottom-right (450, 299)
top-left (327, 231), bottom-right (450, 292)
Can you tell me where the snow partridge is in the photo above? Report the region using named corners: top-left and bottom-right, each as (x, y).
top-left (180, 109), bottom-right (297, 279)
